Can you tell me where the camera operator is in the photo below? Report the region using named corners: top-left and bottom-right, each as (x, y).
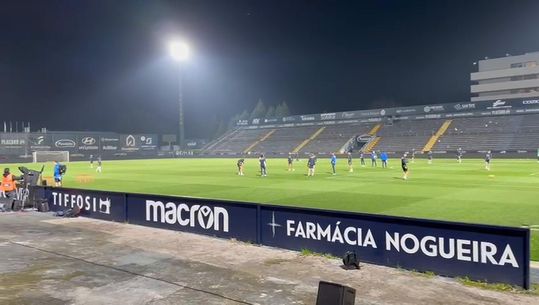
top-left (1, 168), bottom-right (22, 199)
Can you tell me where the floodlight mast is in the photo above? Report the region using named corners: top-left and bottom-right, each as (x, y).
top-left (169, 41), bottom-right (189, 149)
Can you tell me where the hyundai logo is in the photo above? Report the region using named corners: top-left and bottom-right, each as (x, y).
top-left (81, 137), bottom-right (96, 145)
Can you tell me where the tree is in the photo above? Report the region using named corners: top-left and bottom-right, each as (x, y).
top-left (280, 101), bottom-right (290, 116)
top-left (265, 105), bottom-right (275, 118)
top-left (275, 101), bottom-right (291, 117)
top-left (214, 119), bottom-right (227, 138)
top-left (249, 98), bottom-right (266, 119)
top-left (238, 110), bottom-right (249, 120)
top-left (228, 113), bottom-right (240, 130)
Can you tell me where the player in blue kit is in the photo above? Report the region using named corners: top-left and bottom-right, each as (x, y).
top-left (330, 153), bottom-right (337, 175)
top-left (380, 151), bottom-right (388, 168)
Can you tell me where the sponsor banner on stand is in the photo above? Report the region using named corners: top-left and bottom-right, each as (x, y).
top-left (126, 194), bottom-right (258, 242)
top-left (100, 136), bottom-right (120, 151)
top-left (138, 134), bottom-right (158, 151)
top-left (260, 206), bottom-right (529, 288)
top-left (320, 113), bottom-right (337, 120)
top-left (423, 105), bottom-right (446, 113)
top-left (0, 133), bottom-right (28, 155)
top-left (282, 116), bottom-right (297, 123)
top-left (521, 99), bottom-right (539, 106)
top-left (51, 134), bottom-right (78, 151)
top-left (453, 102), bottom-right (476, 111)
top-left (43, 188), bottom-right (126, 222)
top-left (236, 98), bottom-right (539, 127)
top-left (119, 134), bottom-right (158, 152)
top-left (300, 115), bottom-right (317, 122)
top-left (77, 135), bottom-right (100, 152)
top-left (120, 134), bottom-right (140, 152)
top-left (487, 100), bottom-right (512, 110)
top-left (395, 107), bottom-right (420, 115)
top-left (28, 134), bottom-right (52, 151)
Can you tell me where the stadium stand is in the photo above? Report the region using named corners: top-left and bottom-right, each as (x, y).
top-left (208, 128), bottom-right (270, 154)
top-left (436, 114), bottom-right (539, 151)
top-left (372, 119), bottom-right (446, 153)
top-left (203, 113), bottom-right (539, 156)
top-left (253, 125), bottom-right (320, 155)
top-left (300, 123), bottom-right (374, 154)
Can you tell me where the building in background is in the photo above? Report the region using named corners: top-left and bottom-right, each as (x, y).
top-left (471, 52), bottom-right (539, 102)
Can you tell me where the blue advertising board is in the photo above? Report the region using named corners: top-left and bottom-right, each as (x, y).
top-left (260, 206), bottom-right (530, 289)
top-left (44, 187), bottom-right (126, 222)
top-left (126, 194), bottom-right (258, 242)
top-left (39, 187), bottom-right (530, 288)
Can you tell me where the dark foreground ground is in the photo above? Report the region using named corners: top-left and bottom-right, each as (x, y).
top-left (0, 212), bottom-right (538, 305)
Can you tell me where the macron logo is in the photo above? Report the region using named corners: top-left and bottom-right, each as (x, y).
top-left (145, 200), bottom-right (229, 232)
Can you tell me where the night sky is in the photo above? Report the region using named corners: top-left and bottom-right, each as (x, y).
top-left (2, 0), bottom-right (539, 138)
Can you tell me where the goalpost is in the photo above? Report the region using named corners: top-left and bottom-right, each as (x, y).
top-left (32, 151), bottom-right (70, 163)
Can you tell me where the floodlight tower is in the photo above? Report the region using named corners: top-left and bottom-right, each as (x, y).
top-left (169, 40), bottom-right (190, 149)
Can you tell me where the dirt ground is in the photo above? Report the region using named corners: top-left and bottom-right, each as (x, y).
top-left (0, 212), bottom-right (537, 305)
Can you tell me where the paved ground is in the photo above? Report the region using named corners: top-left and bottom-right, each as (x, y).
top-left (0, 212), bottom-right (538, 305)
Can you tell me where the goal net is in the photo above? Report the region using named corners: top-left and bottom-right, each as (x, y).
top-left (32, 151), bottom-right (70, 163)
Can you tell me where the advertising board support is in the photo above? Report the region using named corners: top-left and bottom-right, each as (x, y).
top-left (41, 187), bottom-right (530, 289)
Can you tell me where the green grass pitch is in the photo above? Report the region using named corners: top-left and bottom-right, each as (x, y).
top-left (10, 157), bottom-right (539, 260)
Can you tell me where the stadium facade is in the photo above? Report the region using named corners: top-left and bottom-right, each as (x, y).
top-left (471, 52), bottom-right (539, 102)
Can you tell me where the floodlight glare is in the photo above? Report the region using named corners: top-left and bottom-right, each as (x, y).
top-left (169, 41), bottom-right (189, 61)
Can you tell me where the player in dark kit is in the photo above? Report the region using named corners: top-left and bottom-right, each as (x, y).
top-left (427, 151), bottom-right (433, 164)
top-left (485, 150), bottom-right (492, 171)
top-left (287, 154), bottom-right (294, 171)
top-left (96, 155), bottom-right (102, 173)
top-left (237, 158), bottom-right (245, 176)
top-left (259, 154), bottom-right (267, 177)
top-left (456, 148), bottom-right (463, 164)
top-left (401, 153), bottom-right (409, 180)
top-left (307, 154), bottom-right (316, 176)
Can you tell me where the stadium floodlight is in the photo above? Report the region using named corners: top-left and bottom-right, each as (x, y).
top-left (168, 39), bottom-right (190, 149)
top-left (169, 40), bottom-right (189, 61)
